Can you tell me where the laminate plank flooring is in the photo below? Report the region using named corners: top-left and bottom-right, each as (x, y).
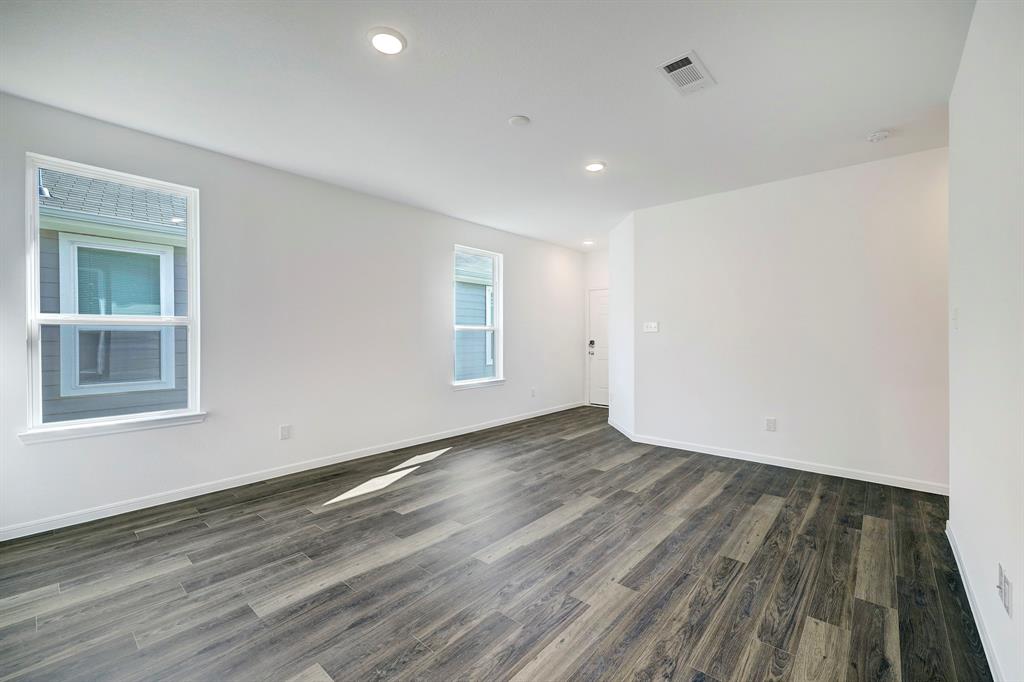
top-left (855, 516), bottom-right (896, 609)
top-left (0, 407), bottom-right (990, 681)
top-left (791, 617), bottom-right (851, 681)
top-left (848, 599), bottom-right (901, 682)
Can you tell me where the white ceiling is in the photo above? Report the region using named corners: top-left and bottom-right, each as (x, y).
top-left (0, 1), bottom-right (974, 250)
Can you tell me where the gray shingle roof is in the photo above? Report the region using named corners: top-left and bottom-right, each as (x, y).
top-left (39, 168), bottom-right (187, 227)
top-left (455, 249), bottom-right (495, 284)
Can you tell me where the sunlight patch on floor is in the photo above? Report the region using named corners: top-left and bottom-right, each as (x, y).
top-left (388, 447), bottom-right (452, 472)
top-left (323, 466), bottom-right (419, 506)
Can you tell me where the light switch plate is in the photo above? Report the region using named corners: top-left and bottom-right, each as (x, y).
top-left (643, 322), bottom-right (659, 333)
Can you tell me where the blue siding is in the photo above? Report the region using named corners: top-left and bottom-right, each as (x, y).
top-left (455, 330), bottom-right (494, 381)
top-left (455, 281), bottom-right (487, 325)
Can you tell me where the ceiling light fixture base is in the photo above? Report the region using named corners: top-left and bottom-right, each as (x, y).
top-left (369, 27), bottom-right (406, 55)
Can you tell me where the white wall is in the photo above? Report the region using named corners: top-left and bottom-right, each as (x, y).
top-left (585, 249), bottom-right (609, 291)
top-left (584, 249), bottom-right (610, 405)
top-left (620, 148), bottom-right (950, 492)
top-left (0, 94), bottom-right (585, 539)
top-left (947, 2), bottom-right (1024, 679)
top-left (608, 216), bottom-right (635, 433)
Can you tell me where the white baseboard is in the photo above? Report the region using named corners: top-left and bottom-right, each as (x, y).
top-left (0, 401), bottom-right (584, 541)
top-left (605, 423), bottom-right (948, 496)
top-left (945, 522), bottom-right (1004, 682)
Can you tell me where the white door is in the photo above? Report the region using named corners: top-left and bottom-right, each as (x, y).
top-left (588, 289), bottom-right (609, 406)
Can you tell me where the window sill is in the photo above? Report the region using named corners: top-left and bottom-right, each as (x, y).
top-left (18, 410), bottom-right (207, 444)
top-left (452, 378), bottom-right (506, 391)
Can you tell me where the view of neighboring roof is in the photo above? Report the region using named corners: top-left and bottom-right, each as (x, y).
top-left (38, 168), bottom-right (187, 227)
top-left (455, 249), bottom-right (495, 285)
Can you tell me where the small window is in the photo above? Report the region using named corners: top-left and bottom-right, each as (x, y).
top-left (453, 245), bottom-right (503, 385)
top-left (25, 154), bottom-right (200, 430)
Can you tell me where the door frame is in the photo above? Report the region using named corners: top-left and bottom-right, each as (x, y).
top-left (586, 288), bottom-right (609, 407)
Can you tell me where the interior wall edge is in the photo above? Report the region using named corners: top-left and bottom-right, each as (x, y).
top-left (606, 416), bottom-right (634, 441)
top-left (946, 520), bottom-right (1005, 682)
top-left (0, 400), bottom-right (584, 541)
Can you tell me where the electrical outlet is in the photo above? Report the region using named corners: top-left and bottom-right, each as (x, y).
top-left (279, 424), bottom-right (292, 440)
top-left (530, 387), bottom-right (536, 398)
top-left (998, 563), bottom-right (1013, 617)
top-left (765, 417), bottom-right (777, 432)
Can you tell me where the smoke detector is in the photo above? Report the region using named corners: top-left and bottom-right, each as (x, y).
top-left (659, 51), bottom-right (715, 95)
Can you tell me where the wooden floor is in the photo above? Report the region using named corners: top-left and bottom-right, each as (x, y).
top-left (0, 407), bottom-right (991, 681)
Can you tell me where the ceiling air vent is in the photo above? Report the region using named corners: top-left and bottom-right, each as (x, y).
top-left (659, 51), bottom-right (715, 95)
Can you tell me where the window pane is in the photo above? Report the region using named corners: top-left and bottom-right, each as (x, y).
top-left (77, 329), bottom-right (163, 384)
top-left (38, 167), bottom-right (188, 227)
top-left (77, 248), bottom-right (161, 315)
top-left (455, 330), bottom-right (496, 381)
top-left (455, 281), bottom-right (488, 325)
top-left (37, 166), bottom-right (188, 315)
top-left (455, 250), bottom-right (494, 286)
top-left (41, 324), bottom-right (188, 423)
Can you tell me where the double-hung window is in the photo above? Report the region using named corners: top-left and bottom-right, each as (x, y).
top-left (453, 245), bottom-right (503, 386)
top-left (22, 154), bottom-right (201, 439)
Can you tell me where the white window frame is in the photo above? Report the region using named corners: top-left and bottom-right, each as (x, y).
top-left (484, 284), bottom-right (494, 367)
top-left (20, 153), bottom-right (204, 443)
top-left (452, 244), bottom-right (504, 388)
top-left (57, 232), bottom-right (176, 396)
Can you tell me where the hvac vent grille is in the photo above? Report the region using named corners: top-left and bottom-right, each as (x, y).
top-left (660, 51), bottom-right (715, 95)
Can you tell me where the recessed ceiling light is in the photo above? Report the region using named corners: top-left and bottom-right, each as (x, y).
top-left (170, 217), bottom-right (184, 224)
top-left (582, 240), bottom-right (595, 246)
top-left (369, 27), bottom-right (406, 55)
top-left (867, 129), bottom-right (891, 143)
top-left (508, 115), bottom-right (531, 128)
top-left (585, 162), bottom-right (606, 173)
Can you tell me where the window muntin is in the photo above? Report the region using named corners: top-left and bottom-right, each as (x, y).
top-left (453, 246), bottom-right (502, 384)
top-left (26, 155), bottom-right (199, 429)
